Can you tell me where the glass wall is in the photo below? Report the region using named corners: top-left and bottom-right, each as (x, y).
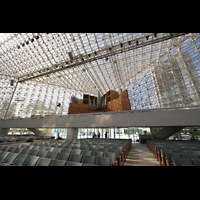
top-left (53, 128), bottom-right (67, 139)
top-left (168, 127), bottom-right (200, 141)
top-left (7, 127), bottom-right (151, 141)
top-left (75, 127), bottom-right (151, 141)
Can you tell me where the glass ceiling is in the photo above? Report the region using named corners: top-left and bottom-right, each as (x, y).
top-left (0, 33), bottom-right (200, 119)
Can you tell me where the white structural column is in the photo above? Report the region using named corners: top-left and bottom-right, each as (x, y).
top-left (67, 128), bottom-right (78, 140)
top-left (100, 128), bottom-right (103, 138)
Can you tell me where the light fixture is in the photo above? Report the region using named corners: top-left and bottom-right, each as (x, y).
top-left (68, 51), bottom-right (73, 60)
top-left (146, 35), bottom-right (149, 40)
top-left (10, 80), bottom-right (14, 86)
top-left (34, 35), bottom-right (39, 40)
top-left (154, 33), bottom-right (157, 37)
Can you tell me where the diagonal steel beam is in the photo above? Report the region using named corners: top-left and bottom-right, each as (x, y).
top-left (19, 33), bottom-right (188, 83)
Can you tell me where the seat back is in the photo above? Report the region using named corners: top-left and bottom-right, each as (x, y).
top-left (12, 154), bottom-right (29, 166)
top-left (0, 145), bottom-right (5, 151)
top-left (3, 153), bottom-right (19, 164)
top-left (180, 153), bottom-right (200, 159)
top-left (31, 146), bottom-right (40, 150)
top-left (19, 145), bottom-right (27, 148)
top-left (66, 161), bottom-right (82, 166)
top-left (82, 150), bottom-right (93, 156)
top-left (81, 147), bottom-right (90, 150)
top-left (160, 148), bottom-right (173, 156)
top-left (57, 153), bottom-right (70, 161)
top-left (92, 151), bottom-right (104, 157)
top-left (108, 149), bottom-right (120, 157)
top-left (103, 152), bottom-right (116, 165)
top-left (50, 159), bottom-right (67, 166)
top-left (38, 146), bottom-right (47, 151)
top-left (191, 159), bottom-right (200, 166)
top-left (28, 150), bottom-right (39, 156)
top-left (95, 157), bottom-right (111, 166)
top-left (7, 147), bottom-right (17, 152)
top-left (21, 149), bottom-right (31, 155)
top-left (46, 152), bottom-right (59, 160)
top-left (14, 148), bottom-right (24, 154)
top-left (83, 163), bottom-right (99, 166)
top-left (1, 146), bottom-right (10, 151)
top-left (0, 151), bottom-right (10, 161)
top-left (61, 148), bottom-right (72, 153)
top-left (36, 158), bottom-right (52, 166)
top-left (70, 149), bottom-right (82, 155)
top-left (82, 155), bottom-right (96, 165)
top-left (37, 151), bottom-right (49, 158)
top-left (53, 148), bottom-right (63, 153)
top-left (45, 147), bottom-right (55, 152)
top-left (23, 156), bottom-right (40, 166)
top-left (172, 157), bottom-right (194, 166)
top-left (165, 152), bottom-right (181, 164)
top-left (72, 145), bottom-right (81, 149)
top-left (69, 154), bottom-right (83, 163)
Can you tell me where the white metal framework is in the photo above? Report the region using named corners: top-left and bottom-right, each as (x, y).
top-left (0, 33), bottom-right (200, 119)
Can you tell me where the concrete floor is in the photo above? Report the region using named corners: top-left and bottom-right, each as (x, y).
top-left (124, 143), bottom-right (160, 166)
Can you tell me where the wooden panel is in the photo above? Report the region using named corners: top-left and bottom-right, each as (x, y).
top-left (106, 90), bottom-right (119, 102)
top-left (68, 103), bottom-right (89, 114)
top-left (107, 98), bottom-right (122, 111)
top-left (68, 90), bottom-right (131, 114)
top-left (110, 90), bottom-right (119, 100)
top-left (121, 89), bottom-right (128, 98)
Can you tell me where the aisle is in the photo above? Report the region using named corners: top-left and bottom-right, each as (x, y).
top-left (124, 143), bottom-right (160, 166)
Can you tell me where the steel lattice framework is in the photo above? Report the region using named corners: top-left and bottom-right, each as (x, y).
top-left (0, 33), bottom-right (200, 119)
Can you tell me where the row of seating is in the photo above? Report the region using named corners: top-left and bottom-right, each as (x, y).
top-left (0, 147), bottom-right (116, 165)
top-left (147, 139), bottom-right (200, 166)
top-left (0, 151), bottom-right (112, 166)
top-left (26, 138), bottom-right (132, 165)
top-left (0, 135), bottom-right (54, 143)
top-left (0, 138), bottom-right (132, 166)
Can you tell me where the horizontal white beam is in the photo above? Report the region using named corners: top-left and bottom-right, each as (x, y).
top-left (0, 106), bottom-right (200, 128)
